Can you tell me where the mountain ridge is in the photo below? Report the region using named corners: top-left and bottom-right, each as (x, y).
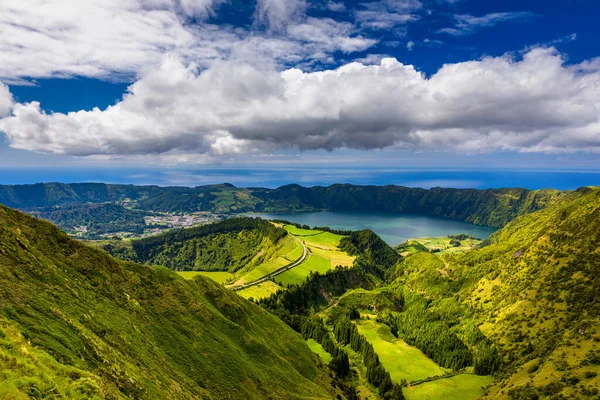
top-left (0, 182), bottom-right (570, 228)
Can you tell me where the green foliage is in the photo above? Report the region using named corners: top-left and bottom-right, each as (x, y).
top-left (395, 240), bottom-right (430, 254)
top-left (0, 205), bottom-right (335, 399)
top-left (340, 229), bottom-right (400, 278)
top-left (337, 287), bottom-right (404, 314)
top-left (112, 217), bottom-right (288, 272)
top-left (332, 316), bottom-right (404, 399)
top-left (378, 293), bottom-right (473, 371)
top-left (33, 203), bottom-right (149, 238)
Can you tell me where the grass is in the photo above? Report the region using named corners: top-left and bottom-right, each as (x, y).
top-left (274, 253), bottom-right (332, 286)
top-left (355, 319), bottom-right (446, 383)
top-left (236, 236), bottom-right (303, 284)
top-left (278, 236), bottom-right (304, 261)
top-left (177, 271), bottom-right (233, 284)
top-left (306, 339), bottom-right (332, 363)
top-left (237, 281), bottom-right (283, 300)
top-left (0, 205), bottom-right (334, 400)
top-left (239, 257), bottom-right (289, 283)
top-left (284, 225), bottom-right (344, 249)
top-left (310, 246), bottom-right (355, 268)
top-left (403, 374), bottom-right (493, 400)
top-left (403, 236), bottom-right (482, 255)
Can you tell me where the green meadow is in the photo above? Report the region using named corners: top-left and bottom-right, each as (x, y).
top-left (355, 319), bottom-right (446, 383)
top-left (177, 271), bottom-right (233, 283)
top-left (404, 374), bottom-right (493, 400)
top-left (239, 257), bottom-right (289, 283)
top-left (306, 339), bottom-right (332, 363)
top-left (237, 236), bottom-right (303, 283)
top-left (274, 253), bottom-right (331, 286)
top-left (283, 225), bottom-right (343, 248)
top-left (237, 281), bottom-right (283, 300)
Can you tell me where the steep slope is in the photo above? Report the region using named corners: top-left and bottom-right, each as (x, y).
top-left (0, 205), bottom-right (336, 399)
top-left (434, 187), bottom-right (600, 398)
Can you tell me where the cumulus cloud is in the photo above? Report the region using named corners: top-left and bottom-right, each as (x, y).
top-left (1, 48), bottom-right (599, 157)
top-left (439, 11), bottom-right (537, 36)
top-left (0, 82), bottom-right (13, 117)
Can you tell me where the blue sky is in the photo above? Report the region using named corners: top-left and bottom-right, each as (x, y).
top-left (0, 0), bottom-right (599, 188)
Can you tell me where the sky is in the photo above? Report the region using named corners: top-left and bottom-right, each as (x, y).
top-left (0, 0), bottom-right (599, 189)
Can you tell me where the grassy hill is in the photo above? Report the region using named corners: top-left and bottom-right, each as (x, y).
top-left (0, 205), bottom-right (337, 399)
top-left (100, 217), bottom-right (288, 273)
top-left (443, 187), bottom-right (600, 399)
top-left (255, 187), bottom-right (599, 400)
top-left (389, 187), bottom-right (600, 398)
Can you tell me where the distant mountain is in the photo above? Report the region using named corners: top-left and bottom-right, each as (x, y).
top-left (0, 182), bottom-right (569, 228)
top-left (0, 205), bottom-right (337, 399)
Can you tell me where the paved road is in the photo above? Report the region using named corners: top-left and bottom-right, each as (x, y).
top-left (229, 236), bottom-right (307, 291)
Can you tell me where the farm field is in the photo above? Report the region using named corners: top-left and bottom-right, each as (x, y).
top-left (238, 257), bottom-right (289, 283)
top-left (355, 319), bottom-right (446, 383)
top-left (237, 281), bottom-right (283, 300)
top-left (283, 225), bottom-right (343, 249)
top-left (236, 236), bottom-right (304, 284)
top-left (403, 374), bottom-right (493, 400)
top-left (274, 253), bottom-right (331, 286)
top-left (177, 271), bottom-right (234, 284)
top-left (306, 339), bottom-right (332, 363)
top-left (310, 246), bottom-right (354, 268)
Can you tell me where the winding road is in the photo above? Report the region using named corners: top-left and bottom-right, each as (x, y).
top-left (229, 236), bottom-right (307, 291)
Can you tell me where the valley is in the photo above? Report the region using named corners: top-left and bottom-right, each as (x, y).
top-left (0, 184), bottom-right (598, 399)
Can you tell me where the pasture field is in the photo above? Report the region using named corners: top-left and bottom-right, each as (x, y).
top-left (237, 281), bottom-right (283, 300)
top-left (310, 246), bottom-right (354, 268)
top-left (274, 253), bottom-right (331, 286)
top-left (404, 236), bottom-right (482, 254)
top-left (177, 271), bottom-right (234, 284)
top-left (306, 339), bottom-right (332, 363)
top-left (355, 319), bottom-right (446, 383)
top-left (238, 257), bottom-right (289, 283)
top-left (283, 225), bottom-right (343, 248)
top-left (236, 236), bottom-right (303, 284)
top-left (278, 237), bottom-right (304, 261)
top-left (403, 374), bottom-right (493, 400)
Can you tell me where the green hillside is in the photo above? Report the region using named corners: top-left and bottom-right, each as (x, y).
top-left (100, 217), bottom-right (288, 273)
top-left (0, 205), bottom-right (337, 399)
top-left (444, 187), bottom-right (600, 399)
top-left (255, 187), bottom-right (599, 400)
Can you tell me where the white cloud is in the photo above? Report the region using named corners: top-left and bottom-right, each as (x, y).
top-left (326, 1), bottom-right (346, 12)
top-left (0, 82), bottom-right (13, 117)
top-left (287, 18), bottom-right (377, 53)
top-left (255, 0), bottom-right (306, 31)
top-left (0, 0), bottom-right (377, 82)
top-left (355, 0), bottom-right (421, 30)
top-left (178, 0), bottom-right (228, 19)
top-left (439, 11), bottom-right (537, 36)
top-left (406, 41), bottom-right (415, 51)
top-left (1, 48), bottom-right (599, 158)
